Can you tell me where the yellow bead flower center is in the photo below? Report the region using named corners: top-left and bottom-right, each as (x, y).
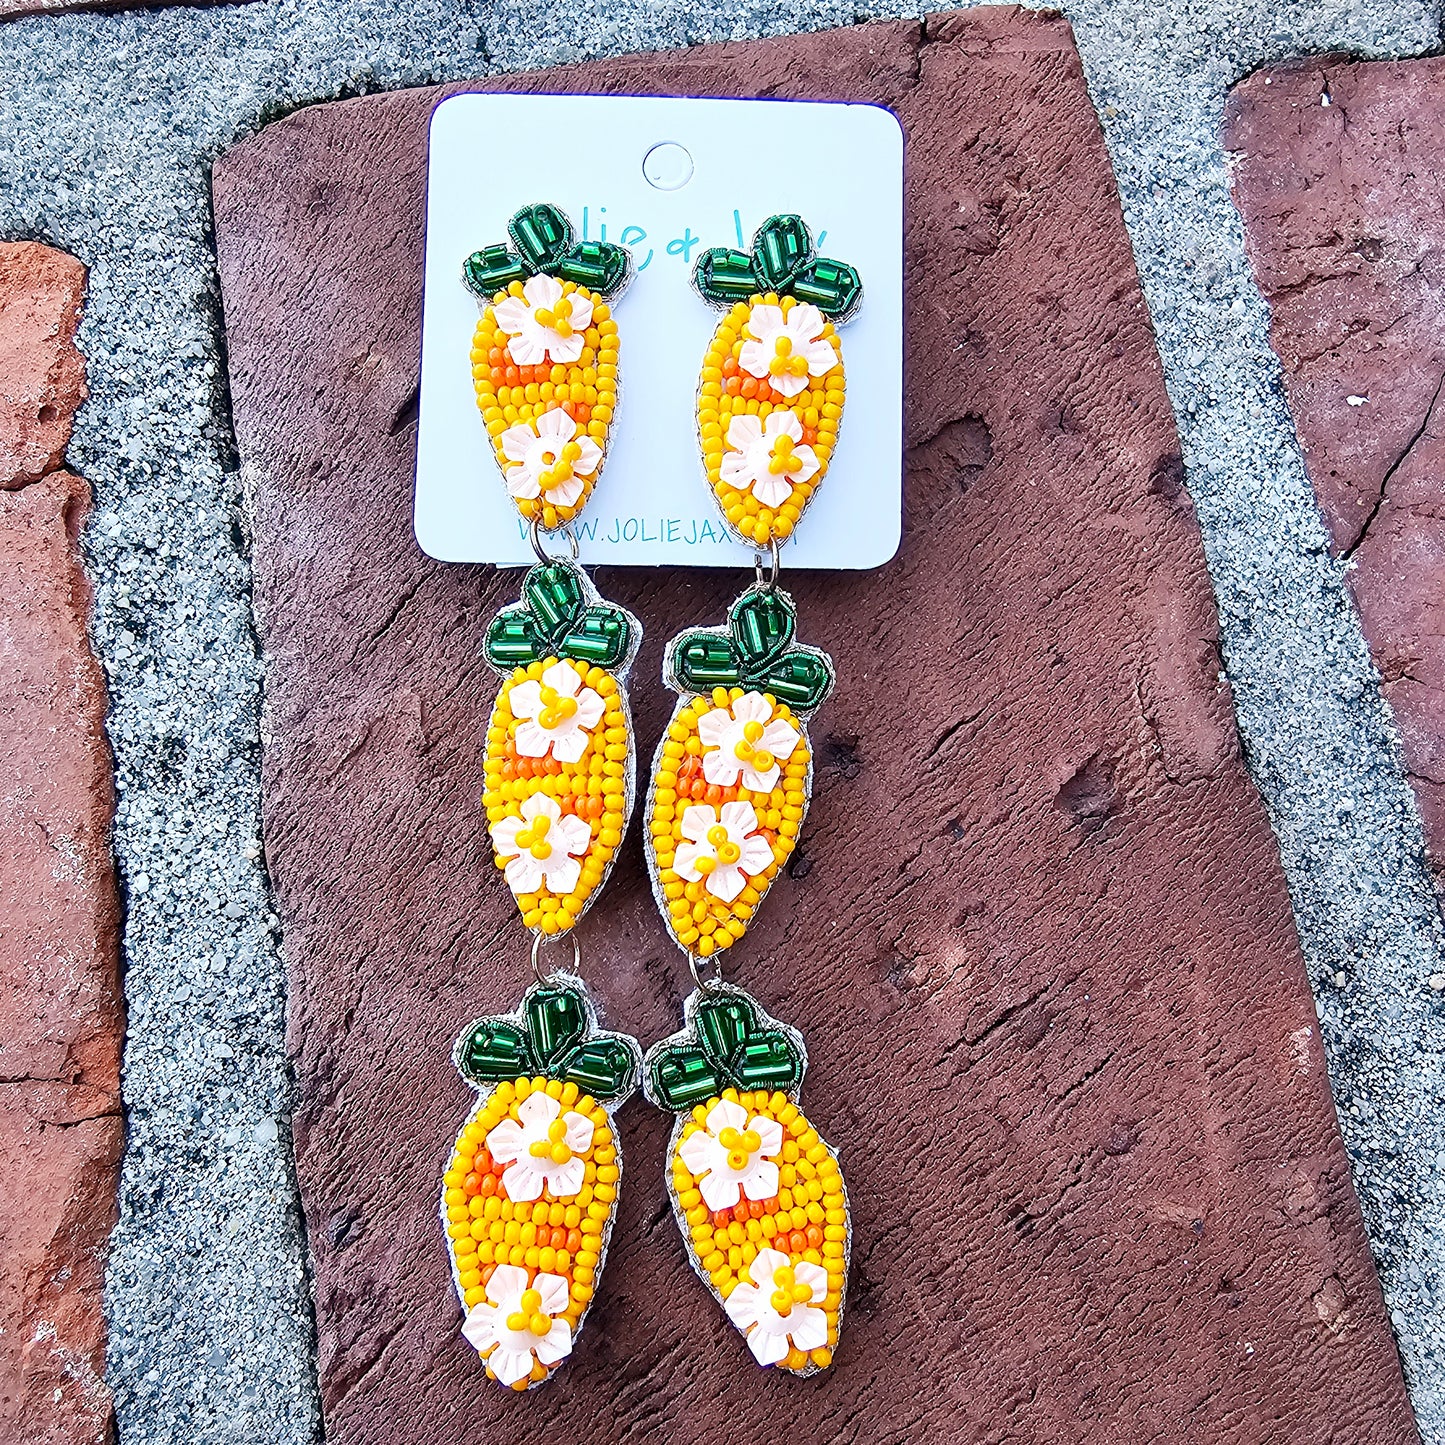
top-left (533, 294), bottom-right (576, 339)
top-left (514, 812), bottom-right (553, 860)
top-left (769, 1264), bottom-right (813, 1314)
top-left (703, 822), bottom-right (741, 867)
top-left (528, 1116), bottom-right (574, 1166)
top-left (767, 334), bottom-right (810, 379)
top-left (506, 1287), bottom-right (555, 1337)
top-left (718, 1124), bottom-right (762, 1171)
top-left (538, 439), bottom-right (583, 494)
top-left (537, 682), bottom-right (579, 730)
top-left (767, 434), bottom-right (805, 475)
top-left (732, 719), bottom-right (776, 769)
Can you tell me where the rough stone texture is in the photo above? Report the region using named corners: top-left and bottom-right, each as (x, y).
top-left (0, 242), bottom-right (85, 491)
top-left (1225, 59), bottom-right (1445, 883)
top-left (0, 471), bottom-right (122, 1438)
top-left (213, 11), bottom-right (1422, 1441)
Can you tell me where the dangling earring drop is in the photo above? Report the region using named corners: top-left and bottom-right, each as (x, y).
top-left (440, 203), bottom-right (642, 1391)
top-left (641, 215), bottom-right (861, 1375)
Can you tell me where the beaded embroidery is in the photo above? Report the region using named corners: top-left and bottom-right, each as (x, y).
top-left (643, 585), bottom-right (831, 962)
top-left (464, 203), bottom-right (632, 532)
top-left (643, 985), bottom-right (848, 1376)
top-left (692, 215), bottom-right (860, 548)
top-left (445, 206), bottom-right (641, 1390)
top-left (643, 214), bottom-right (859, 1374)
top-left (483, 560), bottom-right (641, 937)
top-left (442, 976), bottom-right (640, 1390)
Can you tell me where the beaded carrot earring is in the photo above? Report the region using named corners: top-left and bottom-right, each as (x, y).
top-left (439, 203), bottom-right (642, 1392)
top-left (640, 216), bottom-right (860, 1376)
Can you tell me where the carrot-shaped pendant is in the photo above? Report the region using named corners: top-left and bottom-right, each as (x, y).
top-left (641, 211), bottom-right (860, 1375)
top-left (464, 203), bottom-right (631, 533)
top-left (643, 583), bottom-right (831, 962)
top-left (447, 202), bottom-right (642, 1387)
top-left (643, 985), bottom-right (848, 1374)
top-left (692, 214), bottom-right (861, 548)
top-left (443, 974), bottom-right (640, 1390)
top-left (452, 561), bottom-right (641, 1382)
top-left (482, 558), bottom-right (641, 937)
top-left (641, 584), bottom-right (849, 1375)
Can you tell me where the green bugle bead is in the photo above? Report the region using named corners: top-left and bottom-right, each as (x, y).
top-left (556, 241), bottom-right (630, 297)
top-left (485, 612), bottom-right (540, 666)
top-left (694, 247), bottom-right (761, 304)
top-left (757, 652), bottom-right (831, 709)
top-left (525, 986), bottom-right (587, 1066)
top-left (560, 609), bottom-right (630, 666)
top-left (461, 1021), bottom-right (532, 1079)
top-left (696, 995), bottom-right (752, 1065)
top-left (674, 634), bottom-right (742, 688)
top-left (524, 562), bottom-right (585, 632)
top-left (509, 202), bottom-right (572, 269)
top-left (561, 1039), bottom-right (636, 1098)
top-left (791, 258), bottom-right (864, 319)
top-left (463, 244), bottom-right (529, 296)
top-left (753, 215), bottom-right (811, 288)
top-left (652, 1049), bottom-right (723, 1110)
top-left (732, 590), bottom-right (795, 664)
top-left (736, 1034), bottom-right (804, 1090)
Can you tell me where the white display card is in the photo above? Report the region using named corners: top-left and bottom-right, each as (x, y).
top-left (415, 93), bottom-right (903, 569)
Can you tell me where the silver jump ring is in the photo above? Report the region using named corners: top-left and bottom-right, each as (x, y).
top-left (688, 951), bottom-right (723, 991)
top-left (753, 536), bottom-right (782, 592)
top-left (532, 930), bottom-right (581, 984)
top-left (529, 517), bottom-right (580, 566)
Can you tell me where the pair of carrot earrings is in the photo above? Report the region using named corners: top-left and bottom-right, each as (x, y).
top-left (439, 204), bottom-right (860, 1390)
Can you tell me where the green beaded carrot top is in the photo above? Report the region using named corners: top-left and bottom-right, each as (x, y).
top-left (692, 213), bottom-right (862, 322)
top-left (485, 561), bottom-right (635, 674)
top-left (663, 586), bottom-right (833, 715)
top-left (455, 977), bottom-right (641, 1104)
top-left (644, 985), bottom-right (807, 1113)
top-left (464, 202), bottom-right (632, 301)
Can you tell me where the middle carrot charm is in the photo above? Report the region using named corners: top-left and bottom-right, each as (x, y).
top-left (644, 586), bottom-right (831, 961)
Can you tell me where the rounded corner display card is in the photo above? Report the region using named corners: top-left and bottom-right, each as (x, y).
top-left (416, 93), bottom-right (903, 570)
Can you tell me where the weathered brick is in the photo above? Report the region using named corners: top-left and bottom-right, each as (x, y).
top-left (1227, 56), bottom-right (1445, 880)
top-left (0, 250), bottom-right (119, 1445)
top-left (0, 243), bottom-right (85, 492)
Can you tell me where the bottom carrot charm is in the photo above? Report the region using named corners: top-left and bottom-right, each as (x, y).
top-left (442, 972), bottom-right (640, 1389)
top-left (643, 984), bottom-right (848, 1374)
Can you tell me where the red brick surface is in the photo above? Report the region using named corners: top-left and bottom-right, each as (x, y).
top-left (215, 10), bottom-right (1418, 1443)
top-left (0, 250), bottom-right (120, 1445)
top-left (1226, 57), bottom-right (1445, 879)
top-left (0, 243), bottom-right (85, 492)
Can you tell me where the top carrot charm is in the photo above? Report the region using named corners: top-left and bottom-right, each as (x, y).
top-left (464, 204), bottom-right (632, 532)
top-left (691, 215), bottom-right (861, 549)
